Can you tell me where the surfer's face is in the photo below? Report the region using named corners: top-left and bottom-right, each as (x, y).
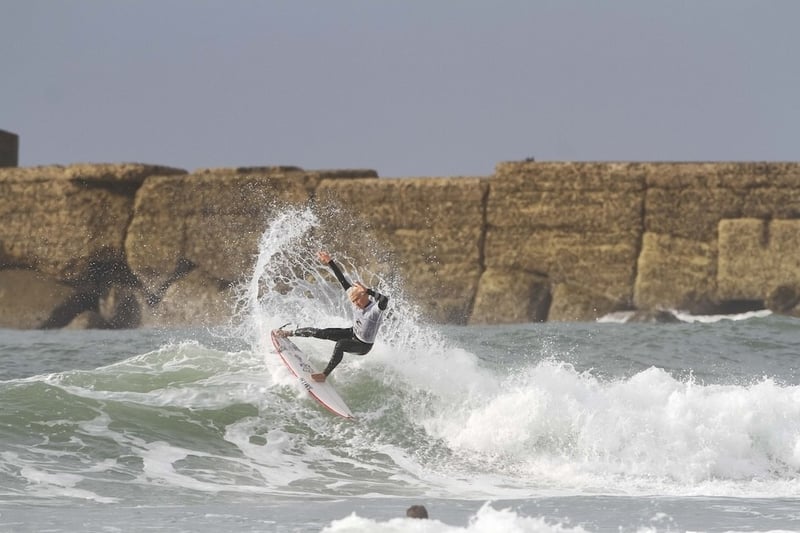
top-left (349, 288), bottom-right (369, 308)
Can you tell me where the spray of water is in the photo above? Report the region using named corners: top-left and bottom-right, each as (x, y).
top-left (232, 204), bottom-right (445, 356)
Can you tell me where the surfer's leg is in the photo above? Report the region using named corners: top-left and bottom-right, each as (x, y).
top-left (321, 346), bottom-right (344, 377)
top-left (314, 328), bottom-right (353, 342)
top-left (321, 338), bottom-right (372, 377)
top-left (293, 327), bottom-right (319, 337)
top-left (354, 342), bottom-right (373, 356)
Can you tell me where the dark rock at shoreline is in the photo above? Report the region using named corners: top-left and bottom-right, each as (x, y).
top-left (625, 310), bottom-right (681, 324)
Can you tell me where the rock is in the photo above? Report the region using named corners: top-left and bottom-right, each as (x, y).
top-left (766, 285), bottom-right (800, 314)
top-left (125, 168), bottom-right (323, 296)
top-left (634, 232), bottom-right (716, 310)
top-left (0, 129), bottom-right (18, 167)
top-left (718, 218), bottom-right (800, 301)
top-left (98, 286), bottom-right (142, 329)
top-left (4, 160), bottom-right (800, 328)
top-left (547, 283), bottom-right (628, 322)
top-left (487, 162), bottom-right (644, 321)
top-left (638, 163), bottom-right (800, 313)
top-left (139, 270), bottom-right (235, 327)
top-left (470, 268), bottom-right (550, 324)
top-left (65, 311), bottom-right (108, 330)
top-left (0, 163), bottom-right (185, 283)
top-left (625, 309), bottom-right (681, 323)
top-left (0, 269), bottom-right (75, 328)
top-left (317, 176), bottom-right (488, 323)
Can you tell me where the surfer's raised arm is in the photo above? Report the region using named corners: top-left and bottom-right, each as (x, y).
top-left (317, 251), bottom-right (352, 291)
top-left (316, 252), bottom-right (388, 310)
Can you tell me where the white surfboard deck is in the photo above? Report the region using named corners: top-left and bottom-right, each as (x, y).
top-left (270, 329), bottom-right (355, 420)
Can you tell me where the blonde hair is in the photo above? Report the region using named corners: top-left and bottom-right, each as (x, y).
top-left (347, 286), bottom-right (366, 299)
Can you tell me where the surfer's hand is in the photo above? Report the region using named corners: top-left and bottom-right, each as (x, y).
top-left (311, 373), bottom-right (327, 382)
top-left (317, 251), bottom-right (332, 264)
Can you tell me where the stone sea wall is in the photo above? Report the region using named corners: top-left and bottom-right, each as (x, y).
top-left (1, 161), bottom-right (799, 329)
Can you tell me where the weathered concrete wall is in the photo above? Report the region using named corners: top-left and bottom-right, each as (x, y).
top-left (481, 162), bottom-right (645, 322)
top-left (316, 177), bottom-right (488, 323)
top-left (125, 166), bottom-right (375, 326)
top-left (718, 218), bottom-right (800, 311)
top-left (0, 164), bottom-right (185, 281)
top-left (1, 160), bottom-right (800, 329)
top-left (635, 162), bottom-right (800, 314)
top-left (0, 164), bottom-right (186, 328)
top-left (126, 167), bottom-right (317, 295)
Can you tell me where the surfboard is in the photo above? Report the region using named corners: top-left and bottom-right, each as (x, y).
top-left (269, 329), bottom-right (355, 420)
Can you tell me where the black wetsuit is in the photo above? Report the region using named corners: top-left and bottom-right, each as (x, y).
top-left (308, 260), bottom-right (389, 377)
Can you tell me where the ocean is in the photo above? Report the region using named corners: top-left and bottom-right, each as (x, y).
top-left (2, 209), bottom-right (800, 532)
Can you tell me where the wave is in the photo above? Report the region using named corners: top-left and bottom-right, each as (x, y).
top-left (4, 343), bottom-right (800, 502)
top-left (599, 309), bottom-right (774, 324)
top-left (3, 207), bottom-right (800, 505)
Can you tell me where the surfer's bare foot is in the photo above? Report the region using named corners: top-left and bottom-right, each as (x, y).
top-left (311, 373), bottom-right (327, 382)
top-left (275, 329), bottom-right (291, 338)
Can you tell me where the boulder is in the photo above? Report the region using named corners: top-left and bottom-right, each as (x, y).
top-left (65, 311), bottom-right (109, 330)
top-left (98, 285), bottom-right (142, 329)
top-left (0, 269), bottom-right (75, 328)
top-left (470, 268), bottom-right (550, 324)
top-left (766, 285), bottom-right (800, 315)
top-left (140, 270), bottom-right (235, 327)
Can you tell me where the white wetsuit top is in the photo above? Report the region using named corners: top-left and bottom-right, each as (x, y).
top-left (326, 259), bottom-right (389, 344)
top-left (352, 299), bottom-right (385, 344)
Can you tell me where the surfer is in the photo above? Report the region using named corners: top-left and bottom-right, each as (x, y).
top-left (406, 505), bottom-right (429, 519)
top-left (278, 251), bottom-right (389, 382)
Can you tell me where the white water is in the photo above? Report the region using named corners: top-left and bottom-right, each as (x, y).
top-left (3, 206), bottom-right (800, 531)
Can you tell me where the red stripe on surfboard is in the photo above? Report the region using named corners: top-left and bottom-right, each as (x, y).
top-left (270, 329), bottom-right (355, 420)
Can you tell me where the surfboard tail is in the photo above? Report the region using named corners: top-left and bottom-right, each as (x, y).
top-left (269, 329), bottom-right (356, 420)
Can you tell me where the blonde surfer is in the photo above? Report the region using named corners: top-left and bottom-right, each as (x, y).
top-left (278, 251), bottom-right (389, 382)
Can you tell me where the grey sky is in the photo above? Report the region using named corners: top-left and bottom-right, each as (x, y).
top-left (2, 1), bottom-right (798, 177)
